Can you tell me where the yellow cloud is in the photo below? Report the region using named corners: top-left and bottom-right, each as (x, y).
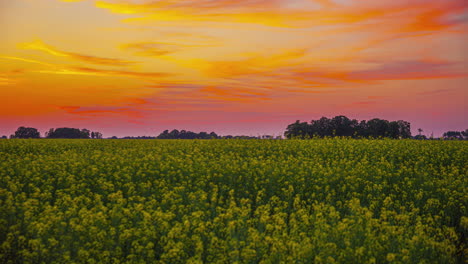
top-left (0, 56), bottom-right (54, 67)
top-left (33, 66), bottom-right (173, 80)
top-left (19, 39), bottom-right (135, 66)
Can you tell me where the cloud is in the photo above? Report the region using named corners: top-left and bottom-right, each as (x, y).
top-left (0, 55), bottom-right (54, 67)
top-left (0, 77), bottom-right (16, 86)
top-left (200, 86), bottom-right (271, 102)
top-left (166, 49), bottom-right (307, 78)
top-left (93, 0), bottom-right (468, 31)
top-left (34, 66), bottom-right (172, 80)
top-left (121, 42), bottom-right (176, 57)
top-left (288, 60), bottom-right (468, 85)
top-left (3, 0), bottom-right (468, 134)
top-left (121, 38), bottom-right (220, 57)
top-left (59, 105), bottom-right (143, 118)
top-left (20, 39), bottom-right (135, 66)
top-left (347, 60), bottom-right (468, 81)
top-left (71, 67), bottom-right (172, 78)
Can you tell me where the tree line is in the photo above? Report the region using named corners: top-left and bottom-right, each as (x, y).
top-left (156, 130), bottom-right (258, 139)
top-left (442, 130), bottom-right (468, 140)
top-left (7, 127), bottom-right (103, 139)
top-left (284, 116), bottom-right (413, 139)
top-left (3, 122), bottom-right (467, 140)
top-left (157, 129), bottom-right (219, 139)
top-left (284, 116), bottom-right (467, 140)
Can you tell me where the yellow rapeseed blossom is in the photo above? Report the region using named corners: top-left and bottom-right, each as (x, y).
top-left (0, 138), bottom-right (466, 263)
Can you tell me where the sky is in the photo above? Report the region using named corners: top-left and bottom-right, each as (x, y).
top-left (1, 0), bottom-right (467, 137)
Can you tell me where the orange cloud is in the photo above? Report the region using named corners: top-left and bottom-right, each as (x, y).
top-left (59, 105), bottom-right (143, 118)
top-left (0, 56), bottom-right (55, 67)
top-left (33, 66), bottom-right (173, 80)
top-left (121, 36), bottom-right (220, 57)
top-left (93, 0), bottom-right (468, 31)
top-left (2, 0), bottom-right (467, 136)
top-left (20, 40), bottom-right (135, 66)
top-left (166, 49), bottom-right (307, 78)
top-left (70, 67), bottom-right (173, 79)
top-left (121, 42), bottom-right (176, 57)
top-left (200, 86), bottom-right (271, 102)
top-left (346, 61), bottom-right (468, 81)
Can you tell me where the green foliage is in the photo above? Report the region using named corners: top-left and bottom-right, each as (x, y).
top-left (285, 116), bottom-right (412, 139)
top-left (12, 127), bottom-right (40, 139)
top-left (45, 128), bottom-right (92, 139)
top-left (0, 139), bottom-right (466, 263)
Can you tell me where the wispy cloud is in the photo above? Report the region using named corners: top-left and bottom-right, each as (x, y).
top-left (347, 60), bottom-right (468, 81)
top-left (0, 55), bottom-right (54, 67)
top-left (2, 0), bottom-right (467, 135)
top-left (59, 105), bottom-right (143, 118)
top-left (93, 0), bottom-right (468, 31)
top-left (20, 39), bottom-right (135, 66)
top-left (34, 66), bottom-right (173, 80)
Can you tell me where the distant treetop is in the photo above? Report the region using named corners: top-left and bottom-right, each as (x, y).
top-left (11, 127), bottom-right (40, 139)
top-left (157, 129), bottom-right (218, 139)
top-left (45, 128), bottom-right (102, 139)
top-left (284, 116), bottom-right (412, 139)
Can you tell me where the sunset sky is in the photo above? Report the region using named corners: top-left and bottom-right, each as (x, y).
top-left (1, 0), bottom-right (467, 137)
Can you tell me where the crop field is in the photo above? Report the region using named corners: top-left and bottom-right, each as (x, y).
top-left (0, 139), bottom-right (467, 263)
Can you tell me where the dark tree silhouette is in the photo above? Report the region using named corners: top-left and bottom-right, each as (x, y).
top-left (221, 135), bottom-right (258, 139)
top-left (12, 127), bottom-right (40, 139)
top-left (443, 131), bottom-right (465, 140)
top-left (284, 120), bottom-right (310, 139)
top-left (366, 118), bottom-right (390, 138)
top-left (330, 115), bottom-right (358, 137)
top-left (46, 128), bottom-right (93, 139)
top-left (285, 116), bottom-right (412, 139)
top-left (91, 132), bottom-right (103, 139)
top-left (156, 129), bottom-right (219, 139)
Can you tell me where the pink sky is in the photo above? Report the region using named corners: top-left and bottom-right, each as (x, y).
top-left (1, 0), bottom-right (467, 137)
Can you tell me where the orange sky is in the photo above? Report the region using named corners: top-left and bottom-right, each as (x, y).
top-left (1, 0), bottom-right (467, 137)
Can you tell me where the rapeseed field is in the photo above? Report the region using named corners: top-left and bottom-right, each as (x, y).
top-left (0, 139), bottom-right (466, 263)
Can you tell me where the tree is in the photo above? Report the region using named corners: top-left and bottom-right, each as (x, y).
top-left (418, 128), bottom-right (423, 136)
top-left (356, 120), bottom-right (368, 138)
top-left (462, 129), bottom-right (468, 140)
top-left (397, 120), bottom-right (412, 139)
top-left (443, 131), bottom-right (464, 140)
top-left (285, 116), bottom-right (412, 139)
top-left (366, 119), bottom-right (390, 138)
top-left (13, 127), bottom-right (40, 138)
top-left (413, 134), bottom-right (427, 140)
top-left (198, 132), bottom-right (209, 139)
top-left (80, 129), bottom-right (90, 138)
top-left (284, 120), bottom-right (310, 139)
top-left (330, 115), bottom-right (358, 137)
top-left (209, 132), bottom-right (218, 139)
top-left (1, 136), bottom-right (7, 139)
top-left (310, 117), bottom-right (332, 137)
top-left (388, 120), bottom-right (411, 139)
top-left (169, 129), bottom-right (180, 139)
top-left (157, 130), bottom-right (170, 139)
top-left (157, 129), bottom-right (219, 139)
top-left (46, 128), bottom-right (91, 139)
top-left (91, 131), bottom-right (103, 139)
